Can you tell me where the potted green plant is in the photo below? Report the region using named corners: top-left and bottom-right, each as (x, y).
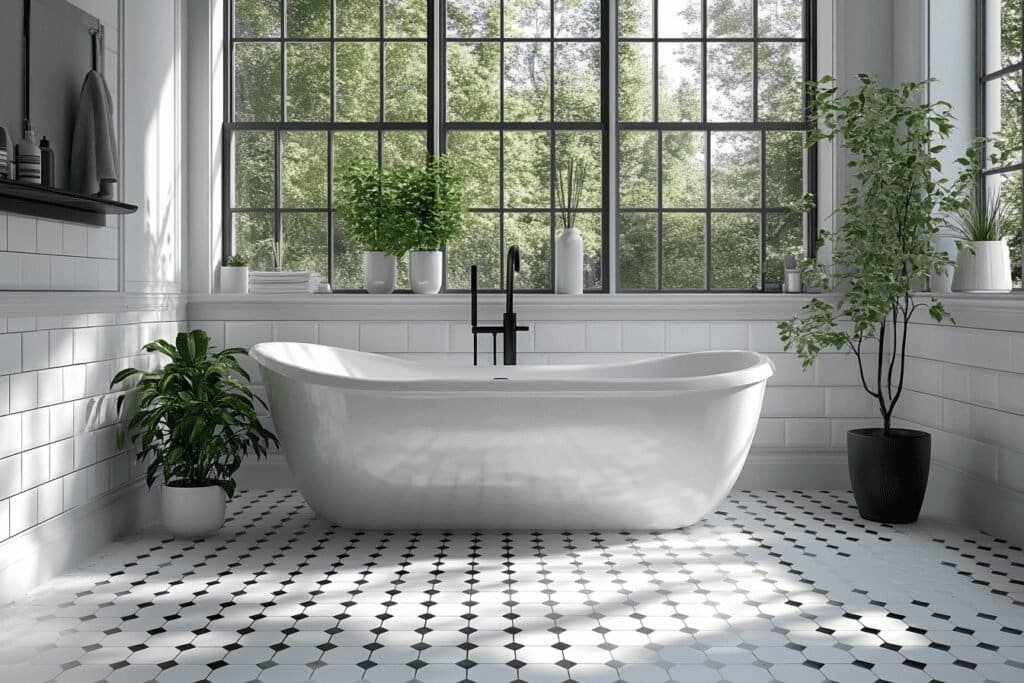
top-left (221, 254), bottom-right (249, 294)
top-left (111, 329), bottom-right (278, 537)
top-left (336, 163), bottom-right (406, 293)
top-left (392, 155), bottom-right (467, 294)
top-left (951, 189), bottom-right (1014, 293)
top-left (779, 76), bottom-right (984, 524)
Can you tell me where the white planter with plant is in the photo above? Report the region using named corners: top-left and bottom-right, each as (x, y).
top-left (555, 156), bottom-right (587, 295)
top-left (220, 254), bottom-right (249, 294)
top-left (393, 155), bottom-right (467, 295)
top-left (779, 76), bottom-right (999, 524)
top-left (336, 164), bottom-right (406, 294)
top-left (111, 330), bottom-right (278, 538)
top-left (951, 190), bottom-right (1014, 293)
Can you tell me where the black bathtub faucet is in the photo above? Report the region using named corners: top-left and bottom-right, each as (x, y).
top-left (470, 245), bottom-right (530, 366)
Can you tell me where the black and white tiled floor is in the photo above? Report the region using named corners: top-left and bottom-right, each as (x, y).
top-left (1, 490), bottom-right (1022, 683)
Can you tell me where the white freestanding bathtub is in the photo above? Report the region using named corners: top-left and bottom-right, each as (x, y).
top-left (249, 343), bottom-right (774, 530)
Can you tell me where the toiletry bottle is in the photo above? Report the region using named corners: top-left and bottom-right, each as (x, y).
top-left (16, 120), bottom-right (41, 184)
top-left (40, 137), bottom-right (55, 187)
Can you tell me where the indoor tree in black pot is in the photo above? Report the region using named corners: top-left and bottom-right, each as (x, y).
top-left (779, 75), bottom-right (992, 523)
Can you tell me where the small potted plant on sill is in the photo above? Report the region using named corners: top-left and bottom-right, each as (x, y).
top-left (111, 329), bottom-right (278, 537)
top-left (779, 75), bottom-right (992, 524)
top-left (951, 189), bottom-right (1014, 293)
top-left (393, 154), bottom-right (467, 294)
top-left (220, 254), bottom-right (249, 294)
top-left (336, 162), bottom-right (406, 293)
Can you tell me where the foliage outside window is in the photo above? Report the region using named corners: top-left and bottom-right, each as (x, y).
top-left (226, 0), bottom-right (814, 291)
top-left (982, 0), bottom-right (1024, 287)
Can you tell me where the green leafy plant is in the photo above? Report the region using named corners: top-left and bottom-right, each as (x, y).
top-left (226, 254), bottom-right (248, 267)
top-left (779, 75), bottom-right (994, 433)
top-left (951, 189), bottom-right (1011, 242)
top-left (556, 156), bottom-right (590, 234)
top-left (336, 162), bottom-right (407, 257)
top-left (391, 154), bottom-right (468, 252)
top-left (111, 329), bottom-right (278, 498)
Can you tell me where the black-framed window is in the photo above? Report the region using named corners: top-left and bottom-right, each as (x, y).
top-left (981, 0), bottom-right (1023, 288)
top-left (225, 0), bottom-right (815, 292)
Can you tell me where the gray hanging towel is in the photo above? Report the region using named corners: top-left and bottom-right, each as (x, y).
top-left (69, 69), bottom-right (119, 197)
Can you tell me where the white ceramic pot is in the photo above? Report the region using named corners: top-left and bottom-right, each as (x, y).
top-left (364, 251), bottom-right (397, 294)
top-left (161, 484), bottom-right (226, 537)
top-left (952, 241), bottom-right (1012, 293)
top-left (409, 250), bottom-right (443, 294)
top-left (929, 235), bottom-right (958, 293)
top-left (220, 266), bottom-right (249, 294)
top-left (555, 228), bottom-right (584, 294)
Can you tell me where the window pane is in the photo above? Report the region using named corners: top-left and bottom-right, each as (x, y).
top-left (233, 131), bottom-right (275, 208)
top-left (282, 212), bottom-right (328, 279)
top-left (505, 213), bottom-right (552, 289)
top-left (447, 212), bottom-right (502, 288)
top-left (766, 131), bottom-right (804, 207)
top-left (332, 235), bottom-right (363, 289)
top-left (573, 211), bottom-right (603, 289)
top-left (447, 0), bottom-right (500, 38)
top-left (336, 43), bottom-right (380, 122)
top-left (618, 131), bottom-right (657, 208)
top-left (385, 43), bottom-right (427, 122)
top-left (333, 131), bottom-right (378, 179)
top-left (287, 0), bottom-right (329, 37)
top-left (386, 0), bottom-right (428, 38)
top-left (234, 0), bottom-right (280, 37)
top-left (556, 0), bottom-right (600, 39)
top-left (663, 213), bottom-right (705, 289)
top-left (618, 43), bottom-right (654, 121)
top-left (759, 0), bottom-right (803, 37)
top-left (383, 131), bottom-right (426, 167)
top-left (505, 0), bottom-right (550, 39)
top-left (989, 172), bottom-right (1023, 287)
top-left (448, 131), bottom-right (501, 208)
top-left (619, 0), bottom-right (652, 37)
top-left (619, 212), bottom-right (657, 289)
top-left (337, 0), bottom-right (379, 37)
top-left (765, 212), bottom-right (804, 285)
top-left (711, 131), bottom-right (759, 208)
top-left (986, 0), bottom-right (1023, 72)
top-left (282, 131), bottom-right (328, 207)
top-left (662, 131), bottom-right (705, 208)
top-left (556, 132), bottom-right (602, 209)
top-left (504, 132), bottom-right (551, 208)
top-left (233, 212), bottom-right (276, 270)
top-left (555, 43), bottom-right (601, 122)
top-left (658, 0), bottom-right (701, 38)
top-left (985, 71), bottom-right (1023, 167)
top-left (759, 43), bottom-right (804, 121)
top-left (711, 213), bottom-right (759, 289)
top-left (286, 43), bottom-right (331, 121)
top-left (708, 0), bottom-right (753, 37)
top-left (447, 42), bottom-right (501, 121)
top-left (505, 42), bottom-right (551, 122)
top-left (708, 43), bottom-right (753, 121)
top-left (234, 43), bottom-right (281, 122)
top-left (658, 43), bottom-right (701, 122)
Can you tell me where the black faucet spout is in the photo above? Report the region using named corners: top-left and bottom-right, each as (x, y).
top-left (503, 246), bottom-right (521, 366)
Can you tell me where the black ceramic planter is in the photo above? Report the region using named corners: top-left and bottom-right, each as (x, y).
top-left (847, 428), bottom-right (931, 524)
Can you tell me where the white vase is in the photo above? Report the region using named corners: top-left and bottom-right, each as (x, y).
top-left (409, 250), bottom-right (443, 294)
top-left (220, 266), bottom-right (249, 294)
top-left (952, 241), bottom-right (1012, 293)
top-left (364, 251), bottom-right (397, 294)
top-left (929, 235), bottom-right (957, 293)
top-left (555, 227), bottom-right (584, 294)
top-left (161, 484), bottom-right (226, 537)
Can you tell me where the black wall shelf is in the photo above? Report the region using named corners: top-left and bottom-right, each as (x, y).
top-left (0, 179), bottom-right (136, 227)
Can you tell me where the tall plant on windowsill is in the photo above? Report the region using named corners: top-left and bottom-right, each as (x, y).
top-left (778, 75), bottom-right (997, 524)
top-left (336, 162), bottom-right (407, 293)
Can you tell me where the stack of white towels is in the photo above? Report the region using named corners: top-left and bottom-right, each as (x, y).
top-left (249, 271), bottom-right (321, 294)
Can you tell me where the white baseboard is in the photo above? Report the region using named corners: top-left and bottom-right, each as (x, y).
top-left (236, 449), bottom-right (851, 492)
top-left (923, 461), bottom-right (1024, 545)
top-left (0, 480), bottom-right (158, 604)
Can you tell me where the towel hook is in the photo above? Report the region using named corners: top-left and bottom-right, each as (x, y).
top-left (90, 27), bottom-right (102, 74)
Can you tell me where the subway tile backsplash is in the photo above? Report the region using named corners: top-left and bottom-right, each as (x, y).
top-left (0, 212), bottom-right (118, 292)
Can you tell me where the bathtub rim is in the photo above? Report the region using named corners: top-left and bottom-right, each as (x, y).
top-left (249, 342), bottom-right (775, 393)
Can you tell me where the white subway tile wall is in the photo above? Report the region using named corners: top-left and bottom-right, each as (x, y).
top-left (0, 213), bottom-right (118, 292)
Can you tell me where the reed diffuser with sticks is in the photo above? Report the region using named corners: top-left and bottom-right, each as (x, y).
top-left (555, 157), bottom-right (587, 294)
